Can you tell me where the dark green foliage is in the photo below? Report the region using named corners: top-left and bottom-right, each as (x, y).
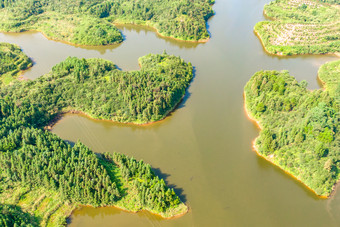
top-left (104, 153), bottom-right (181, 213)
top-left (0, 42), bottom-right (32, 84)
top-left (0, 53), bottom-right (193, 124)
top-left (0, 204), bottom-right (36, 227)
top-left (318, 0), bottom-right (339, 4)
top-left (0, 0), bottom-right (214, 44)
top-left (254, 0), bottom-right (340, 55)
top-left (0, 53), bottom-right (189, 225)
top-left (0, 97), bottom-right (185, 224)
top-left (0, 129), bottom-right (121, 206)
top-left (244, 60), bottom-right (339, 196)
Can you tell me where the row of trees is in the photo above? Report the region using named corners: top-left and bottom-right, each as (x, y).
top-left (244, 60), bottom-right (339, 196)
top-left (318, 59), bottom-right (340, 98)
top-left (319, 0), bottom-right (340, 4)
top-left (255, 0), bottom-right (340, 55)
top-left (264, 0), bottom-right (339, 23)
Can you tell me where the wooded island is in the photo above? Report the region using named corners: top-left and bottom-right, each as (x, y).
top-left (244, 60), bottom-right (339, 197)
top-left (0, 45), bottom-right (189, 226)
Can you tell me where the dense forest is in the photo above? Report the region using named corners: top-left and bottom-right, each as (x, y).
top-left (0, 204), bottom-right (36, 226)
top-left (0, 0), bottom-right (214, 45)
top-left (244, 60), bottom-right (339, 197)
top-left (0, 48), bottom-right (189, 226)
top-left (0, 42), bottom-right (32, 84)
top-left (0, 52), bottom-right (193, 124)
top-left (254, 0), bottom-right (340, 55)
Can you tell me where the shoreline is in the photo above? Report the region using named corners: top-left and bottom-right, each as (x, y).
top-left (67, 202), bottom-right (188, 222)
top-left (243, 91), bottom-right (332, 199)
top-left (317, 72), bottom-right (327, 91)
top-left (9, 65), bottom-right (32, 82)
top-left (46, 91), bottom-right (188, 129)
top-left (0, 29), bottom-right (123, 48)
top-left (113, 21), bottom-right (210, 43)
top-left (0, 21), bottom-right (209, 47)
top-left (17, 57), bottom-right (34, 80)
top-left (46, 64), bottom-right (192, 129)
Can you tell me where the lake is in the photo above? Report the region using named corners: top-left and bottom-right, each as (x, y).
top-left (1, 0), bottom-right (339, 226)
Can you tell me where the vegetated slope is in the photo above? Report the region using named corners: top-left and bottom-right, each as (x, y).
top-left (318, 59), bottom-right (340, 100)
top-left (0, 0), bottom-right (214, 45)
top-left (254, 0), bottom-right (340, 55)
top-left (244, 60), bottom-right (339, 197)
top-left (0, 42), bottom-right (32, 84)
top-left (0, 53), bottom-right (193, 124)
top-left (0, 54), bottom-right (191, 226)
top-left (0, 131), bottom-right (187, 225)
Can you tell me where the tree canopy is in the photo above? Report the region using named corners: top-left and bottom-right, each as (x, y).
top-left (0, 0), bottom-right (214, 45)
top-left (244, 60), bottom-right (340, 197)
top-left (1, 52), bottom-right (193, 124)
top-left (0, 49), bottom-right (189, 226)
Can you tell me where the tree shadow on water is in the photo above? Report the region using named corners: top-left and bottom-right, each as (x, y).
top-left (176, 66), bottom-right (196, 111)
top-left (152, 167), bottom-right (187, 203)
top-left (64, 140), bottom-right (75, 147)
top-left (114, 65), bottom-right (123, 71)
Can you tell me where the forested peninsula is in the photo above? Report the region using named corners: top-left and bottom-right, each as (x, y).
top-left (1, 52), bottom-right (193, 124)
top-left (0, 49), bottom-right (190, 226)
top-left (244, 60), bottom-right (339, 197)
top-left (0, 0), bottom-right (214, 45)
top-left (254, 0), bottom-right (340, 56)
top-left (0, 42), bottom-right (32, 84)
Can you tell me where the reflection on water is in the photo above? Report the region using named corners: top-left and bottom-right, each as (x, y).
top-left (1, 0), bottom-right (340, 226)
top-left (68, 206), bottom-right (165, 227)
top-left (115, 24), bottom-right (202, 49)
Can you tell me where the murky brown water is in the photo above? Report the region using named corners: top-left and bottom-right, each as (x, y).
top-left (1, 0), bottom-right (339, 226)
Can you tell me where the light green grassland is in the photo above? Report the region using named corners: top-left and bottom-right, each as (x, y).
top-left (254, 0), bottom-right (340, 55)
